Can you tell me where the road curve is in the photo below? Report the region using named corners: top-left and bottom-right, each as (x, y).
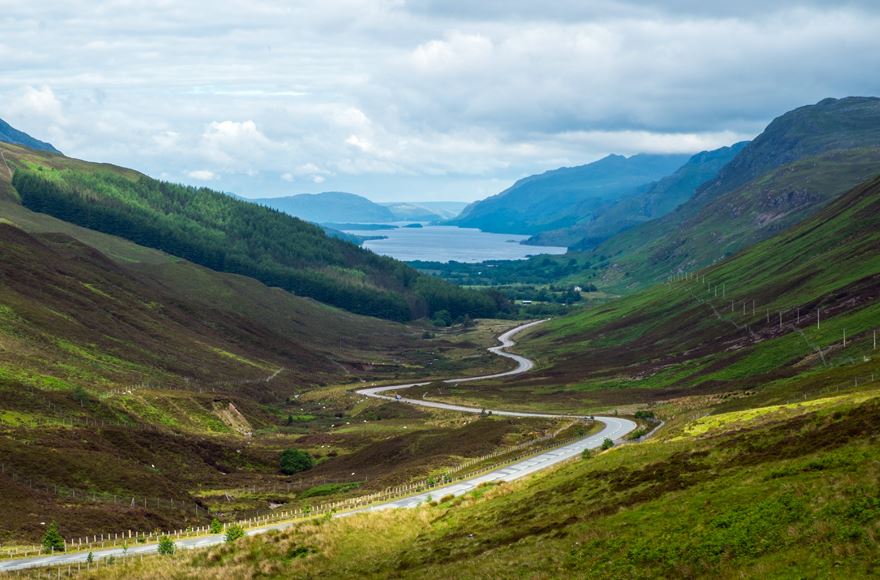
top-left (0, 320), bottom-right (636, 572)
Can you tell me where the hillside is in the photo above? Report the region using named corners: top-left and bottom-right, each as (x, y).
top-left (450, 153), bottom-right (690, 235)
top-left (0, 161), bottom-right (534, 544)
top-left (87, 174), bottom-right (880, 579)
top-left (2, 143), bottom-right (504, 322)
top-left (254, 191), bottom-right (396, 223)
top-left (528, 142), bottom-right (748, 249)
top-left (0, 118), bottom-right (60, 154)
top-left (425, 173), bottom-right (880, 415)
top-left (94, 391), bottom-right (880, 578)
top-left (590, 97), bottom-right (880, 290)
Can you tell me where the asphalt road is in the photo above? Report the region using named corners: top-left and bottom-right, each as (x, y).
top-left (1, 320), bottom-right (636, 572)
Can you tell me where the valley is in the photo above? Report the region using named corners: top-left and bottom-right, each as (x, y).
top-left (1, 49), bottom-right (879, 578)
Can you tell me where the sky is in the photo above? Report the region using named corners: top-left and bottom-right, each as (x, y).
top-left (1, 1), bottom-right (879, 202)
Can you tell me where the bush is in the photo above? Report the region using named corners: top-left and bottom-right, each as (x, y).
top-left (280, 448), bottom-right (315, 475)
top-left (41, 522), bottom-right (64, 553)
top-left (225, 524), bottom-right (246, 543)
top-left (431, 309), bottom-right (452, 327)
top-left (581, 448), bottom-right (594, 460)
top-left (601, 438), bottom-right (614, 450)
top-left (209, 518), bottom-right (223, 534)
top-left (157, 535), bottom-right (176, 556)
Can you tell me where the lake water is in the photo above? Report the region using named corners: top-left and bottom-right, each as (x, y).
top-left (343, 224), bottom-right (567, 263)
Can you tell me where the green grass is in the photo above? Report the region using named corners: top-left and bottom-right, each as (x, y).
top-left (92, 394), bottom-right (880, 579)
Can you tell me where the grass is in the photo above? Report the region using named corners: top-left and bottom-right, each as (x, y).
top-left (75, 393), bottom-right (880, 579)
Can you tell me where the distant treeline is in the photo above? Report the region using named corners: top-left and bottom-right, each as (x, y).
top-left (13, 165), bottom-right (508, 321)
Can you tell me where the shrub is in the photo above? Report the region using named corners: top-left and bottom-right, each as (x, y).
top-left (581, 448), bottom-right (594, 460)
top-left (157, 536), bottom-right (175, 556)
top-left (209, 518), bottom-right (223, 534)
top-left (431, 309), bottom-right (452, 327)
top-left (601, 438), bottom-right (614, 450)
top-left (225, 524), bottom-right (246, 543)
top-left (280, 448), bottom-right (315, 475)
top-left (41, 522), bottom-right (64, 553)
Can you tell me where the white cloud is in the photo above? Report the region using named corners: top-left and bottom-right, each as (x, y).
top-left (187, 169), bottom-right (218, 180)
top-left (0, 2), bottom-right (878, 200)
top-left (10, 85), bottom-right (66, 124)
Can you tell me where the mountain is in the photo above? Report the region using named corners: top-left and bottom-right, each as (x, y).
top-left (2, 142), bottom-right (506, 322)
top-left (382, 201), bottom-right (468, 222)
top-left (0, 118), bottom-right (61, 154)
top-left (527, 142), bottom-right (749, 249)
top-left (591, 96), bottom-right (880, 290)
top-left (254, 191), bottom-right (396, 223)
top-left (450, 153), bottom-right (691, 235)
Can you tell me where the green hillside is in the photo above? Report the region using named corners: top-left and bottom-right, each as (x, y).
top-left (3, 144), bottom-right (504, 322)
top-left (100, 172), bottom-right (880, 580)
top-left (589, 97), bottom-right (880, 291)
top-left (424, 174), bottom-right (880, 416)
top-left (101, 390), bottom-right (880, 579)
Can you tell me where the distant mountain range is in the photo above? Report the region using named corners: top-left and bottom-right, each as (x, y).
top-left (527, 142), bottom-right (749, 249)
top-left (450, 153), bottom-right (691, 235)
top-left (253, 192), bottom-right (467, 224)
top-left (0, 118), bottom-right (61, 154)
top-left (381, 201), bottom-right (467, 222)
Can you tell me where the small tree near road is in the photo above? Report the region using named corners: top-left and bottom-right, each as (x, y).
top-left (280, 448), bottom-right (314, 475)
top-left (210, 518), bottom-right (224, 534)
top-left (41, 521), bottom-right (64, 553)
top-left (601, 438), bottom-right (614, 450)
top-left (225, 524), bottom-right (246, 543)
top-left (157, 535), bottom-right (176, 556)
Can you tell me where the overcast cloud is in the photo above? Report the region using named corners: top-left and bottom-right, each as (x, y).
top-left (1, 1), bottom-right (878, 201)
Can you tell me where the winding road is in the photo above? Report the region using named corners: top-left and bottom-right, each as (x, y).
top-left (0, 320), bottom-right (636, 572)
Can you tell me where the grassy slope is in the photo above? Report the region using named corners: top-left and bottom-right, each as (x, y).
top-left (421, 175), bottom-right (880, 415)
top-left (0, 217), bottom-right (539, 542)
top-left (579, 97), bottom-right (880, 292)
top-left (89, 391), bottom-right (880, 579)
top-left (2, 142), bottom-right (500, 321)
top-left (597, 147), bottom-right (880, 290)
top-left (0, 145), bottom-right (535, 542)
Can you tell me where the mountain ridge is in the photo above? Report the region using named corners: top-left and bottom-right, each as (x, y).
top-left (450, 153), bottom-right (691, 235)
top-left (0, 118), bottom-right (60, 154)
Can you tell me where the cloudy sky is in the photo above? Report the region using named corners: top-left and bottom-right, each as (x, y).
top-left (2, 1), bottom-right (879, 202)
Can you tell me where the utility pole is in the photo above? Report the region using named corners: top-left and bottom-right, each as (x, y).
top-left (843, 329), bottom-right (847, 347)
top-left (796, 308), bottom-right (800, 325)
top-left (817, 309), bottom-right (821, 330)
